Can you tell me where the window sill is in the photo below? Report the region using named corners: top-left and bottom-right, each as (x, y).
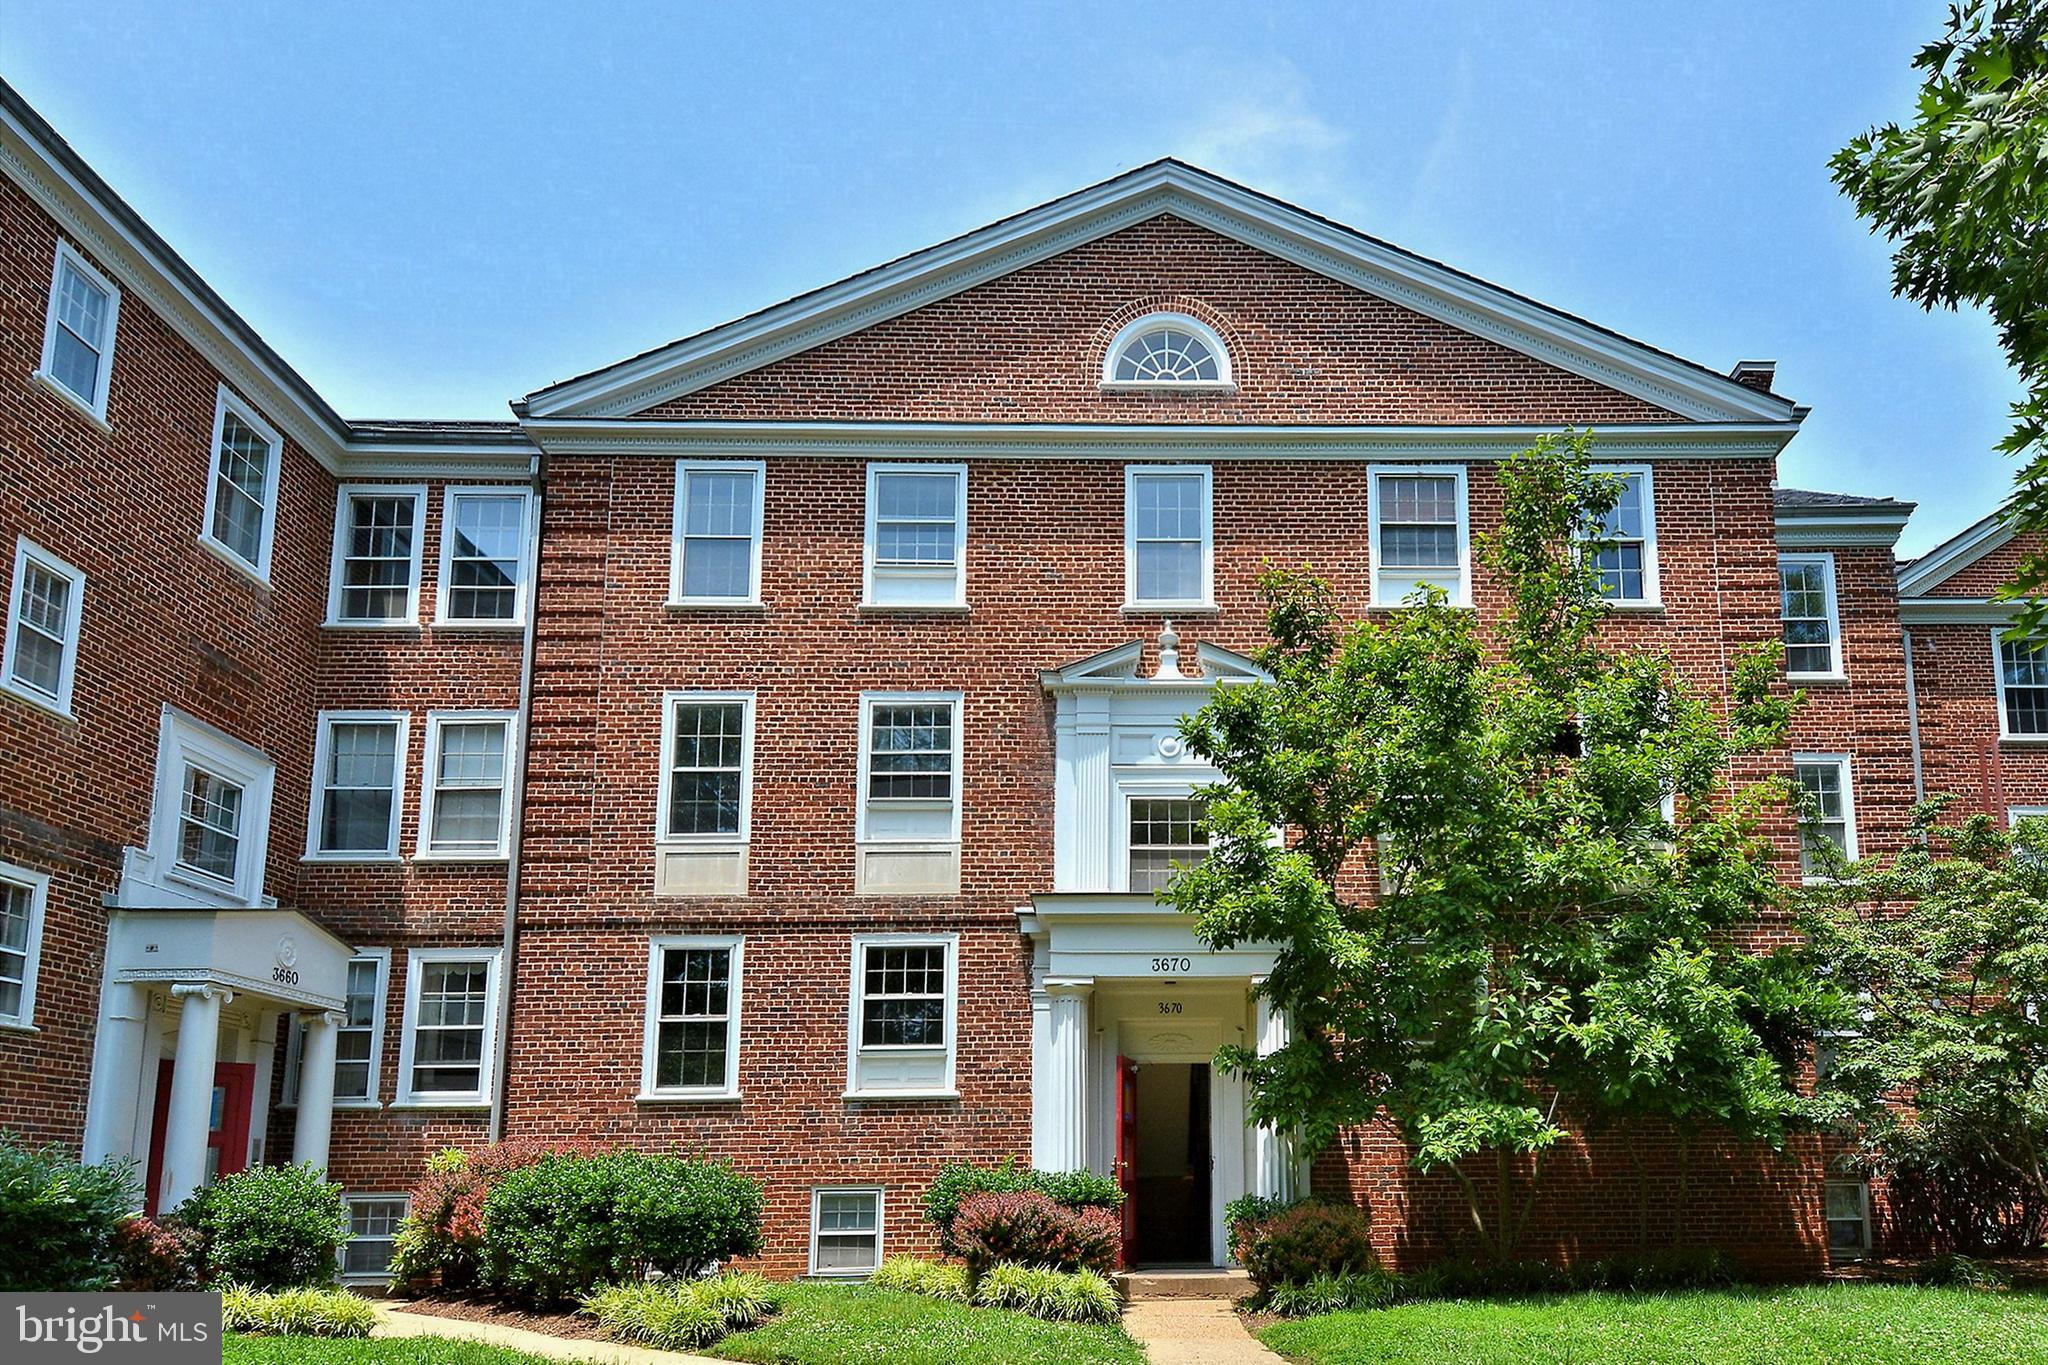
top-left (387, 1099), bottom-right (492, 1112)
top-left (196, 534), bottom-right (272, 589)
top-left (1120, 602), bottom-right (1217, 616)
top-left (30, 370), bottom-right (113, 432)
top-left (2000, 735), bottom-right (2048, 746)
top-left (0, 679), bottom-right (77, 724)
top-left (301, 852), bottom-right (404, 866)
top-left (858, 602), bottom-right (971, 616)
top-left (1367, 601), bottom-right (1475, 613)
top-left (842, 1089), bottom-right (960, 1102)
top-left (1789, 673), bottom-right (1849, 685)
top-left (666, 599), bottom-right (766, 613)
top-left (322, 619), bottom-right (423, 634)
top-left (1602, 601), bottom-right (1666, 614)
top-left (412, 850), bottom-right (511, 865)
top-left (635, 1091), bottom-right (743, 1104)
top-left (0, 1020), bottom-right (40, 1035)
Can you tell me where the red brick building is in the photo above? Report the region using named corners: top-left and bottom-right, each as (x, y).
top-left (0, 79), bottom-right (2024, 1278)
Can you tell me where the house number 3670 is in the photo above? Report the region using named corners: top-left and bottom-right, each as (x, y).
top-left (1150, 957), bottom-right (1192, 974)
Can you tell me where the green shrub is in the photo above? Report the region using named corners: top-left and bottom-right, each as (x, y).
top-left (1913, 1252), bottom-right (2015, 1290)
top-left (923, 1160), bottom-right (1124, 1252)
top-left (220, 1285), bottom-right (378, 1337)
top-left (480, 1152), bottom-right (764, 1306)
top-left (871, 1255), bottom-right (971, 1301)
top-left (1261, 1268), bottom-right (1404, 1316)
top-left (952, 1191), bottom-right (1121, 1275)
top-left (1240, 1200), bottom-right (1376, 1293)
top-left (1225, 1193), bottom-right (1293, 1263)
top-left (180, 1164), bottom-right (348, 1290)
top-left (0, 1135), bottom-right (140, 1291)
top-left (1570, 1248), bottom-right (1737, 1293)
top-left (109, 1215), bottom-right (201, 1291)
top-left (972, 1262), bottom-right (1121, 1324)
top-left (388, 1139), bottom-right (611, 1292)
top-left (580, 1273), bottom-right (778, 1351)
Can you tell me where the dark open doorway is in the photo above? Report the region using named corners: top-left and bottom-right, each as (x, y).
top-left (1131, 1061), bottom-right (1212, 1265)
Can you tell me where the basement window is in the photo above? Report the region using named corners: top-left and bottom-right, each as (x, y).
top-left (1825, 1180), bottom-right (1870, 1259)
top-left (809, 1188), bottom-right (883, 1276)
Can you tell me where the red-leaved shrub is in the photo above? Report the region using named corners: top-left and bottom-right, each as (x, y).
top-left (109, 1215), bottom-right (200, 1291)
top-left (1241, 1201), bottom-right (1376, 1291)
top-left (390, 1138), bottom-right (611, 1291)
top-left (951, 1190), bottom-right (1120, 1275)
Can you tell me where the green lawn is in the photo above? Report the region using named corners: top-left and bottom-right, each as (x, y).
top-left (707, 1283), bottom-right (1145, 1365)
top-left (1258, 1284), bottom-right (2048, 1365)
top-left (226, 1337), bottom-right (553, 1365)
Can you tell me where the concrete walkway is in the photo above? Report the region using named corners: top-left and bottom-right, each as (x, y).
top-left (1122, 1298), bottom-right (1286, 1364)
top-left (377, 1306), bottom-right (727, 1365)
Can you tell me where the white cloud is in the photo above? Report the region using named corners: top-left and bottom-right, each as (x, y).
top-left (1161, 56), bottom-right (1355, 208)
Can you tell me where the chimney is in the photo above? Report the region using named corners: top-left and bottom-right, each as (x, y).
top-left (1729, 359), bottom-right (1777, 393)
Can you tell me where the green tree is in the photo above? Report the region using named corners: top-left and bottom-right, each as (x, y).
top-left (1834, 2), bottom-right (2048, 628)
top-left (1799, 799), bottom-right (2048, 1253)
top-left (1166, 435), bottom-right (1820, 1261)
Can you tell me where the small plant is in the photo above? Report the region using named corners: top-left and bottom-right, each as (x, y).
top-left (951, 1190), bottom-right (1120, 1276)
top-left (973, 1262), bottom-right (1121, 1324)
top-left (1240, 1200), bottom-right (1376, 1294)
top-left (1571, 1248), bottom-right (1736, 1293)
top-left (1262, 1268), bottom-right (1403, 1316)
top-left (580, 1273), bottom-right (779, 1351)
top-left (1225, 1193), bottom-right (1293, 1263)
top-left (923, 1160), bottom-right (1124, 1252)
top-left (0, 1134), bottom-right (140, 1291)
top-left (1914, 1253), bottom-right (2015, 1291)
top-left (109, 1216), bottom-right (201, 1291)
top-left (180, 1164), bottom-right (349, 1290)
top-left (220, 1285), bottom-right (378, 1337)
top-left (871, 1255), bottom-right (971, 1301)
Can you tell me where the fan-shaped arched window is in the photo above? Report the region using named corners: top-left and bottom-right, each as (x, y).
top-left (1102, 313), bottom-right (1232, 387)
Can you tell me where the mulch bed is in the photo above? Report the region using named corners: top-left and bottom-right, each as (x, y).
top-left (389, 1295), bottom-right (608, 1342)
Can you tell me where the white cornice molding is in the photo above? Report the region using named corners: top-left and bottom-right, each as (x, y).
top-left (523, 164), bottom-right (1802, 425)
top-left (1897, 508), bottom-right (2015, 596)
top-left (1774, 513), bottom-right (1912, 549)
top-left (519, 418), bottom-right (1796, 463)
top-left (1899, 596), bottom-right (2019, 625)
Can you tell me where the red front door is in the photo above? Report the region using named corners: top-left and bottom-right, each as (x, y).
top-left (1116, 1055), bottom-right (1139, 1267)
top-left (145, 1059), bottom-right (255, 1216)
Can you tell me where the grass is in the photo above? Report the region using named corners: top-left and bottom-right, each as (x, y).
top-left (706, 1282), bottom-right (1145, 1365)
top-left (1257, 1283), bottom-right (2048, 1365)
top-left (225, 1336), bottom-right (556, 1365)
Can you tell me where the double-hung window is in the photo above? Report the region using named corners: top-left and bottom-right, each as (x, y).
top-left (1125, 466), bottom-right (1213, 610)
top-left (396, 948), bottom-right (501, 1106)
top-left (307, 712), bottom-right (408, 860)
top-left (1780, 554), bottom-right (1843, 680)
top-left (1825, 1181), bottom-right (1871, 1258)
top-left (340, 1195), bottom-right (408, 1280)
top-left (660, 694), bottom-right (752, 839)
top-left (864, 464), bottom-right (967, 608)
top-left (847, 935), bottom-right (957, 1098)
top-left (1585, 467), bottom-right (1659, 605)
top-left (1793, 755), bottom-right (1856, 880)
top-left (200, 388), bottom-right (284, 583)
top-left (37, 241), bottom-right (120, 422)
top-left (1128, 795), bottom-right (1210, 893)
top-left (150, 708), bottom-right (274, 908)
top-left (419, 712), bottom-right (516, 860)
top-left (671, 460), bottom-right (764, 605)
top-left (287, 950), bottom-right (389, 1106)
top-left (2, 538), bottom-right (86, 718)
top-left (0, 862), bottom-right (50, 1030)
top-left (327, 486), bottom-right (426, 625)
top-left (437, 489), bottom-right (532, 626)
top-left (1997, 634), bottom-right (2048, 740)
top-left (640, 937), bottom-right (744, 1099)
top-left (809, 1188), bottom-right (884, 1276)
top-left (1371, 466), bottom-right (1469, 606)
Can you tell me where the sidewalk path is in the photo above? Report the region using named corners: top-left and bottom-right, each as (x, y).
top-left (1123, 1298), bottom-right (1287, 1364)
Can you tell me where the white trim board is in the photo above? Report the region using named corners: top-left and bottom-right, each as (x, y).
top-left (520, 161), bottom-right (1803, 424)
top-left (1897, 506), bottom-right (2017, 597)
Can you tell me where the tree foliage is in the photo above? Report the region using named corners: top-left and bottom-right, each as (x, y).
top-left (1834, 2), bottom-right (2048, 628)
top-left (1167, 434), bottom-right (1821, 1260)
top-left (1799, 799), bottom-right (2048, 1253)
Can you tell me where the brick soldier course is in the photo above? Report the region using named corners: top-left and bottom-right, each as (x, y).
top-left (0, 78), bottom-right (2036, 1277)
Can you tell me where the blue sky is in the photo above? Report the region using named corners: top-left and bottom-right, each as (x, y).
top-left (1, 1), bottom-right (2017, 552)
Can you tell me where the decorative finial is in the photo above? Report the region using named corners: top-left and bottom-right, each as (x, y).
top-left (1156, 620), bottom-right (1183, 679)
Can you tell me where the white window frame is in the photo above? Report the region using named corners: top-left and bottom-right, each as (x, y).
top-left (808, 1186), bottom-right (885, 1277)
top-left (394, 947), bottom-right (503, 1108)
top-left (338, 1193), bottom-right (410, 1282)
top-left (1584, 465), bottom-right (1661, 608)
top-left (1123, 464), bottom-right (1215, 611)
top-left (285, 948), bottom-right (391, 1108)
top-left (1994, 630), bottom-right (2048, 743)
top-left (669, 459), bottom-right (765, 607)
top-left (1780, 553), bottom-right (1845, 682)
top-left (150, 706), bottom-right (275, 908)
top-left (417, 711), bottom-right (517, 862)
top-left (1369, 464), bottom-right (1472, 608)
top-left (198, 385), bottom-right (284, 584)
top-left (305, 711), bottom-right (410, 862)
top-left (1100, 312), bottom-right (1233, 389)
top-left (1792, 753), bottom-right (1857, 883)
top-left (326, 484), bottom-right (427, 627)
top-left (36, 239), bottom-right (121, 424)
top-left (863, 462), bottom-right (968, 609)
top-left (2, 537), bottom-right (87, 720)
top-left (856, 692), bottom-right (964, 844)
top-left (845, 932), bottom-right (958, 1100)
top-left (639, 935), bottom-right (745, 1102)
top-left (1824, 1179), bottom-right (1871, 1260)
top-left (0, 861), bottom-right (51, 1031)
top-left (1123, 786), bottom-right (1213, 894)
top-left (435, 487), bottom-right (534, 628)
top-left (656, 691), bottom-right (754, 845)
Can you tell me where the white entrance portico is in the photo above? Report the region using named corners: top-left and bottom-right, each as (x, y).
top-left (82, 908), bottom-right (354, 1213)
top-left (1025, 629), bottom-right (1305, 1266)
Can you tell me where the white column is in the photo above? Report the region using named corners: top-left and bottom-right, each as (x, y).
top-left (1250, 985), bottom-right (1298, 1202)
top-left (158, 984), bottom-right (229, 1213)
top-left (292, 1009), bottom-right (344, 1171)
top-left (1039, 979), bottom-right (1094, 1171)
top-left (83, 982), bottom-right (149, 1168)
